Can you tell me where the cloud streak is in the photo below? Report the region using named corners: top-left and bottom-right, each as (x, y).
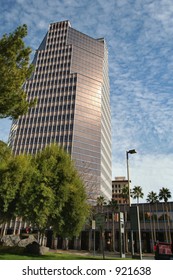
top-left (0, 0), bottom-right (173, 201)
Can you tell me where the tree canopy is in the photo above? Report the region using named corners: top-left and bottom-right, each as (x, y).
top-left (0, 144), bottom-right (90, 238)
top-left (31, 144), bottom-right (90, 236)
top-left (0, 24), bottom-right (35, 119)
top-left (0, 140), bottom-right (12, 162)
top-left (108, 199), bottom-right (119, 211)
top-left (0, 153), bottom-right (31, 222)
top-left (159, 187), bottom-right (171, 203)
top-left (121, 185), bottom-right (129, 203)
top-left (132, 186), bottom-right (144, 203)
top-left (146, 191), bottom-right (159, 204)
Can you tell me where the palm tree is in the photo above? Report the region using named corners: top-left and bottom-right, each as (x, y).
top-left (146, 191), bottom-right (159, 245)
top-left (96, 196), bottom-right (107, 258)
top-left (159, 187), bottom-right (172, 243)
top-left (159, 187), bottom-right (171, 203)
top-left (96, 196), bottom-right (106, 213)
top-left (108, 199), bottom-right (118, 210)
top-left (132, 186), bottom-right (144, 203)
top-left (121, 185), bottom-right (129, 204)
top-left (146, 191), bottom-right (159, 204)
top-left (108, 199), bottom-right (119, 251)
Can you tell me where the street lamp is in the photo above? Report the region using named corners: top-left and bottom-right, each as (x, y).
top-left (126, 149), bottom-right (137, 257)
top-left (126, 149), bottom-right (137, 206)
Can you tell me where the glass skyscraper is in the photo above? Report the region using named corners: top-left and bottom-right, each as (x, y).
top-left (9, 20), bottom-right (112, 203)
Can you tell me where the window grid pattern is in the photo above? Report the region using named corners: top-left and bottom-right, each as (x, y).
top-left (8, 20), bottom-right (112, 202)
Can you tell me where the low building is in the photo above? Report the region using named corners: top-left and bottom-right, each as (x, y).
top-left (1, 202), bottom-right (173, 253)
top-left (112, 177), bottom-right (129, 204)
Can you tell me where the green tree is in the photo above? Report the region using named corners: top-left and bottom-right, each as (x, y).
top-left (132, 186), bottom-right (144, 203)
top-left (159, 187), bottom-right (172, 243)
top-left (121, 185), bottom-right (129, 204)
top-left (0, 144), bottom-right (89, 241)
top-left (96, 195), bottom-right (106, 212)
top-left (0, 151), bottom-right (56, 239)
top-left (58, 176), bottom-right (90, 239)
top-left (27, 144), bottom-right (89, 238)
top-left (16, 164), bottom-right (55, 233)
top-left (146, 191), bottom-right (159, 204)
top-left (146, 191), bottom-right (159, 244)
top-left (0, 141), bottom-right (12, 162)
top-left (108, 199), bottom-right (119, 251)
top-left (0, 153), bottom-right (31, 223)
top-left (108, 199), bottom-right (118, 210)
top-left (159, 187), bottom-right (171, 203)
top-left (0, 24), bottom-right (34, 119)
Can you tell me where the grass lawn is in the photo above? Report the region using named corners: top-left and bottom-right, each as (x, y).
top-left (0, 247), bottom-right (129, 260)
top-left (0, 252), bottom-right (100, 260)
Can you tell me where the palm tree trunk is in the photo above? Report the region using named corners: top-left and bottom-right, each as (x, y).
top-left (112, 212), bottom-right (116, 252)
top-left (161, 202), bottom-right (168, 242)
top-left (153, 213), bottom-right (156, 241)
top-left (166, 203), bottom-right (172, 243)
top-left (149, 204), bottom-right (154, 250)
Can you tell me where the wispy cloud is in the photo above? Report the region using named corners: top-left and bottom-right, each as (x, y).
top-left (113, 152), bottom-right (173, 202)
top-left (0, 0), bottom-right (173, 200)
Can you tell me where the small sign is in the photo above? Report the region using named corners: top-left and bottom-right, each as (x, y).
top-left (119, 212), bottom-right (124, 223)
top-left (92, 220), bottom-right (96, 230)
top-left (95, 213), bottom-right (105, 227)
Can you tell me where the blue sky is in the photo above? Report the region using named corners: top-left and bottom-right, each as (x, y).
top-left (0, 0), bottom-right (173, 202)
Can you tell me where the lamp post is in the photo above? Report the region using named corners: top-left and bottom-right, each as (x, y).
top-left (126, 149), bottom-right (137, 256)
top-left (126, 149), bottom-right (136, 206)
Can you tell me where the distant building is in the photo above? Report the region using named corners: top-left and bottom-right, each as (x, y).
top-left (1, 202), bottom-right (173, 253)
top-left (112, 176), bottom-right (129, 204)
top-left (8, 20), bottom-right (112, 203)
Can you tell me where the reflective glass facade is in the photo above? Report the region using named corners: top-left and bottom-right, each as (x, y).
top-left (8, 20), bottom-right (112, 203)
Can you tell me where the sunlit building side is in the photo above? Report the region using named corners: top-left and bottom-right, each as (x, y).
top-left (8, 20), bottom-right (112, 203)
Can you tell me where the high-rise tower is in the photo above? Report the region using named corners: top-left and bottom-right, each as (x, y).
top-left (9, 20), bottom-right (112, 202)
